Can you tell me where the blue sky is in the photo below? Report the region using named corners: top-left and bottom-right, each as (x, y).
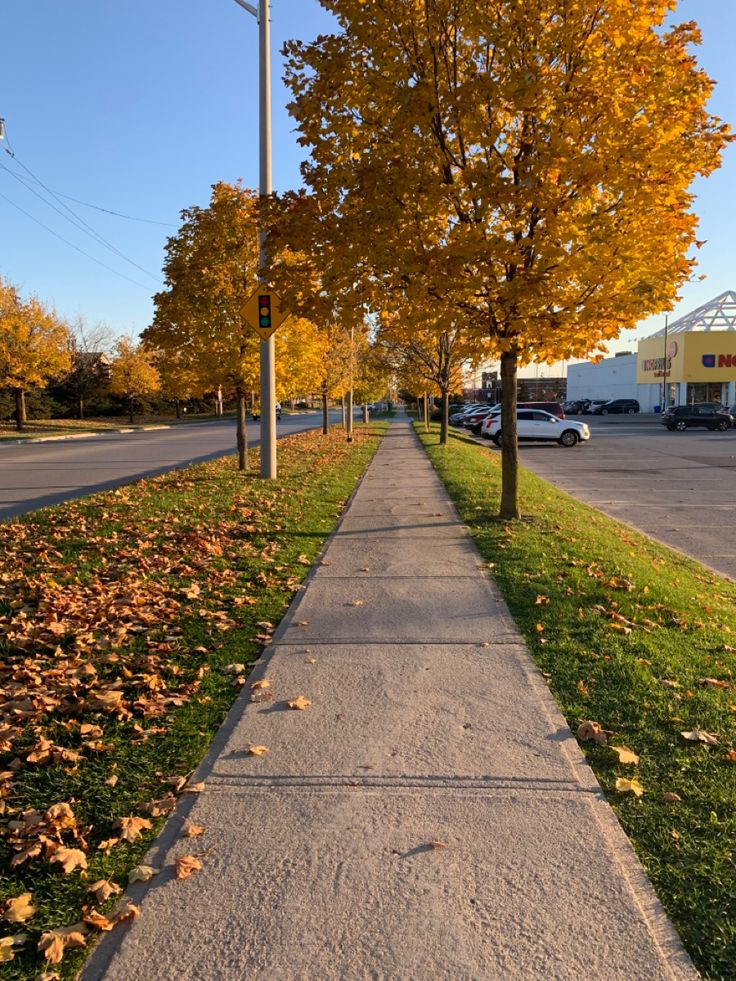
top-left (1, 0), bottom-right (734, 363)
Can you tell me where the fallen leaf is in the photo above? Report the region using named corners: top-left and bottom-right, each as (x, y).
top-left (223, 663), bottom-right (246, 675)
top-left (535, 595), bottom-right (550, 606)
top-left (3, 893), bottom-right (35, 923)
top-left (610, 746), bottom-right (640, 766)
top-left (175, 855), bottom-right (202, 880)
top-left (295, 619), bottom-right (310, 627)
top-left (114, 902), bottom-right (140, 923)
top-left (288, 695), bottom-right (311, 710)
top-left (349, 599), bottom-right (365, 607)
top-left (429, 841), bottom-right (446, 849)
top-left (255, 620), bottom-right (273, 629)
top-left (615, 777), bottom-right (645, 797)
top-left (700, 677), bottom-right (731, 690)
top-left (114, 815), bottom-right (152, 843)
top-left (0, 938), bottom-right (15, 963)
top-left (184, 823), bottom-right (205, 839)
top-left (680, 729), bottom-right (719, 746)
top-left (104, 774), bottom-right (119, 787)
top-left (725, 750), bottom-right (736, 763)
top-left (247, 745), bottom-right (269, 756)
top-left (184, 781), bottom-right (205, 794)
top-left (576, 720), bottom-right (607, 745)
top-left (662, 792), bottom-right (682, 803)
top-left (49, 847), bottom-right (88, 874)
top-left (88, 880), bottom-right (122, 904)
top-left (128, 865), bottom-right (159, 883)
top-left (250, 679), bottom-right (271, 690)
top-left (38, 925), bottom-right (88, 964)
top-left (83, 911), bottom-right (115, 932)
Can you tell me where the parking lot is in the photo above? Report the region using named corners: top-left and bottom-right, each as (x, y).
top-left (474, 415), bottom-right (736, 581)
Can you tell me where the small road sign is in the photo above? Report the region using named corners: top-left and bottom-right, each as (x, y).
top-left (242, 288), bottom-right (290, 340)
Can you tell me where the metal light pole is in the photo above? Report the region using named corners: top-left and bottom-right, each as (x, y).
top-left (662, 315), bottom-right (669, 412)
top-left (232, 0), bottom-right (277, 478)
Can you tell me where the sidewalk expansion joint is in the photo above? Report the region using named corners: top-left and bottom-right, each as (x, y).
top-left (203, 773), bottom-right (592, 794)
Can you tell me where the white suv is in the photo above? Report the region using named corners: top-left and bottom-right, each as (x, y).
top-left (481, 409), bottom-right (590, 447)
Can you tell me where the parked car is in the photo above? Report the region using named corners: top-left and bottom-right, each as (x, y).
top-left (481, 409), bottom-right (590, 447)
top-left (450, 404), bottom-right (484, 425)
top-left (582, 399), bottom-right (607, 414)
top-left (251, 402), bottom-right (282, 421)
top-left (590, 398), bottom-right (640, 415)
top-left (518, 401), bottom-right (565, 418)
top-left (463, 406), bottom-right (496, 434)
top-left (563, 399), bottom-right (587, 414)
top-left (661, 404), bottom-right (733, 431)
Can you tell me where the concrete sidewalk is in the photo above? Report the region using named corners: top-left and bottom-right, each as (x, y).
top-left (85, 416), bottom-right (695, 981)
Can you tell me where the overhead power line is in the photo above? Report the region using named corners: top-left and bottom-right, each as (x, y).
top-left (0, 189), bottom-right (157, 292)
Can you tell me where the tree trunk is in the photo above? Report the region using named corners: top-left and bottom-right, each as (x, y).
top-left (321, 387), bottom-right (329, 435)
top-left (236, 390), bottom-right (248, 471)
top-left (439, 389), bottom-right (449, 445)
top-left (175, 399), bottom-right (182, 420)
top-left (341, 395), bottom-right (346, 429)
top-left (14, 390), bottom-right (25, 431)
top-left (78, 396), bottom-right (84, 420)
top-left (128, 396), bottom-right (135, 425)
top-left (346, 388), bottom-right (354, 443)
top-left (423, 393), bottom-right (429, 432)
top-left (362, 403), bottom-right (369, 424)
top-left (500, 349), bottom-right (521, 520)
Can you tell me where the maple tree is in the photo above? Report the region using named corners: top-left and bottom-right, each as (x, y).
top-left (145, 181), bottom-right (261, 470)
top-left (282, 0), bottom-right (731, 516)
top-left (0, 277), bottom-right (71, 430)
top-left (109, 336), bottom-right (161, 423)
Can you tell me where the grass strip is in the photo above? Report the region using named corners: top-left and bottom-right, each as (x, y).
top-left (0, 423), bottom-right (385, 979)
top-left (416, 422), bottom-right (736, 981)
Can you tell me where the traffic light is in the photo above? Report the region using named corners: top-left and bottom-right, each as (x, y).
top-left (258, 295), bottom-right (272, 332)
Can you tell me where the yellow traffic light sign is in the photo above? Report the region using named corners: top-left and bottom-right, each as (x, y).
top-left (242, 288), bottom-right (290, 340)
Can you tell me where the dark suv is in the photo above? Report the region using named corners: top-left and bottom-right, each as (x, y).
top-left (661, 404), bottom-right (733, 432)
top-left (591, 399), bottom-right (640, 415)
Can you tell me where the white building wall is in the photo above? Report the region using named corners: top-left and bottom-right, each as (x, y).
top-left (566, 354), bottom-right (660, 410)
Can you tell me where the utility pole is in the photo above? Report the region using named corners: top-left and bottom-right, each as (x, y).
top-left (232, 0), bottom-right (277, 478)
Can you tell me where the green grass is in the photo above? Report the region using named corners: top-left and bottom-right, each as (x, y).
top-left (416, 423), bottom-right (736, 981)
top-left (0, 423), bottom-right (385, 978)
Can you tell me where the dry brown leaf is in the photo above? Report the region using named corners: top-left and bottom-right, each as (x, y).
top-left (429, 841), bottom-right (446, 849)
top-left (255, 620), bottom-right (273, 629)
top-left (349, 599), bottom-right (365, 607)
top-left (3, 893), bottom-right (35, 924)
top-left (535, 595), bottom-right (550, 605)
top-left (662, 792), bottom-right (682, 803)
top-left (175, 855), bottom-right (202, 880)
top-left (0, 938), bottom-right (15, 964)
top-left (88, 880), bottom-right (122, 904)
top-left (184, 781), bottom-right (205, 794)
top-left (725, 750), bottom-right (736, 763)
top-left (576, 720), bottom-right (608, 745)
top-left (223, 663), bottom-right (246, 675)
top-left (184, 823), bottom-right (205, 839)
top-left (247, 745), bottom-right (269, 756)
top-left (610, 746), bottom-right (640, 766)
top-left (128, 865), bottom-right (158, 884)
top-left (49, 847), bottom-right (88, 875)
top-left (38, 925), bottom-right (88, 964)
top-left (295, 619), bottom-right (310, 627)
top-left (680, 729), bottom-right (719, 746)
top-left (104, 774), bottom-right (119, 787)
top-left (700, 677), bottom-right (731, 690)
top-left (114, 815), bottom-right (152, 843)
top-left (114, 902), bottom-right (140, 923)
top-left (83, 911), bottom-right (115, 932)
top-left (288, 695), bottom-right (311, 710)
top-left (250, 679), bottom-right (271, 690)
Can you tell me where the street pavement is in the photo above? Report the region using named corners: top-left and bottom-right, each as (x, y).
top-left (0, 413), bottom-right (335, 522)
top-left (84, 414), bottom-right (694, 981)
top-left (514, 416), bottom-right (736, 581)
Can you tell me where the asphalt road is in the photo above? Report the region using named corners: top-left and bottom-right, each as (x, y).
top-left (0, 413), bottom-right (336, 522)
top-left (507, 416), bottom-right (736, 581)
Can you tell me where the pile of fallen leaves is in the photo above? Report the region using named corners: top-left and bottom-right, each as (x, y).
top-left (0, 425), bottom-right (381, 974)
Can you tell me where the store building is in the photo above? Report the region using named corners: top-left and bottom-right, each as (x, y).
top-left (567, 291), bottom-right (736, 410)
